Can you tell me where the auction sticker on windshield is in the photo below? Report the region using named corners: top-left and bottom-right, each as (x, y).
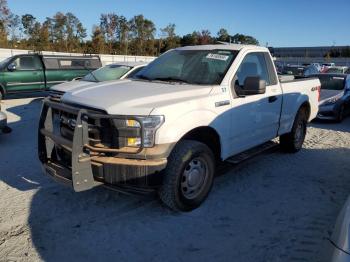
top-left (206, 53), bottom-right (229, 61)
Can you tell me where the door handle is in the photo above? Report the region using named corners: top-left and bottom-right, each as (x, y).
top-left (268, 96), bottom-right (278, 103)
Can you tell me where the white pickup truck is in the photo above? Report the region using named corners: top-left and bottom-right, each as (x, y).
top-left (38, 44), bottom-right (320, 211)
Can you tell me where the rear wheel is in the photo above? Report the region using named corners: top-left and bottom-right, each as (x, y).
top-left (158, 140), bottom-right (215, 211)
top-left (280, 107), bottom-right (308, 153)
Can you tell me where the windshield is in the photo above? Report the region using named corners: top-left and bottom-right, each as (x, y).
top-left (82, 64), bottom-right (132, 82)
top-left (318, 75), bottom-right (345, 90)
top-left (0, 57), bottom-right (12, 68)
top-left (134, 49), bottom-right (238, 85)
top-left (325, 68), bottom-right (345, 74)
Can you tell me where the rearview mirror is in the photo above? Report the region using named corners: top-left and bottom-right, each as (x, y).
top-left (234, 76), bottom-right (266, 97)
top-left (242, 77), bottom-right (266, 95)
top-left (7, 63), bottom-right (16, 71)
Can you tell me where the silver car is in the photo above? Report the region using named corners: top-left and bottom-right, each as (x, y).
top-left (327, 196), bottom-right (350, 261)
top-left (316, 74), bottom-right (350, 122)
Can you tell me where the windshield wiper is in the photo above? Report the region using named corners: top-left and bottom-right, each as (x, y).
top-left (152, 77), bottom-right (190, 84)
top-left (89, 71), bottom-right (99, 82)
top-left (135, 74), bottom-right (152, 81)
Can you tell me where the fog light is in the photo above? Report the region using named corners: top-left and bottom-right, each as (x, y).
top-left (127, 137), bottom-right (141, 147)
top-left (126, 119), bottom-right (140, 128)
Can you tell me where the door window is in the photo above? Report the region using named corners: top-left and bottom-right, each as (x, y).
top-left (235, 52), bottom-right (270, 86)
top-left (12, 56), bottom-right (42, 70)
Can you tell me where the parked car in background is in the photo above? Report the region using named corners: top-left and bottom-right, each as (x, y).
top-left (274, 61), bottom-right (284, 74)
top-left (38, 44), bottom-right (320, 211)
top-left (282, 64), bottom-right (319, 78)
top-left (322, 63), bottom-right (336, 67)
top-left (302, 63), bottom-right (322, 71)
top-left (312, 74), bottom-right (350, 122)
top-left (304, 64), bottom-right (320, 77)
top-left (0, 54), bottom-right (101, 99)
top-left (324, 66), bottom-right (349, 74)
top-left (321, 63), bottom-right (336, 72)
top-left (49, 62), bottom-right (147, 101)
top-left (282, 65), bottom-right (305, 76)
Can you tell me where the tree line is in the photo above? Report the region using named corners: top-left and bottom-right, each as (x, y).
top-left (0, 0), bottom-right (259, 56)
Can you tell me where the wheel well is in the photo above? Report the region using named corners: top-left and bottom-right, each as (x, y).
top-left (181, 126), bottom-right (221, 161)
top-left (0, 84), bottom-right (5, 98)
top-left (300, 101), bottom-right (311, 120)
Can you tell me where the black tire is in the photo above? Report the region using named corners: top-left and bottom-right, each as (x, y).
top-left (158, 140), bottom-right (215, 211)
top-left (336, 105), bottom-right (345, 123)
top-left (0, 90), bottom-right (3, 101)
top-left (280, 107), bottom-right (308, 153)
top-left (1, 126), bottom-right (12, 134)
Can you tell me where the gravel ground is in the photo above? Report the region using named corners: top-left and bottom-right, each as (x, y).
top-left (0, 97), bottom-right (350, 262)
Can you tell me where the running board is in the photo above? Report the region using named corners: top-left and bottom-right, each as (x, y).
top-left (226, 141), bottom-right (279, 165)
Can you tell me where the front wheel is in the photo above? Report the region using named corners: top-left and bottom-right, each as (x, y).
top-left (336, 105), bottom-right (345, 123)
top-left (280, 108), bottom-right (308, 153)
top-left (158, 140), bottom-right (215, 211)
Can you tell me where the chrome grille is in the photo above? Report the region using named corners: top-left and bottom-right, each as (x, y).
top-left (49, 90), bottom-right (65, 102)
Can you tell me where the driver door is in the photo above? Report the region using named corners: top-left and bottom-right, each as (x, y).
top-left (4, 55), bottom-right (45, 93)
top-left (228, 52), bottom-right (282, 156)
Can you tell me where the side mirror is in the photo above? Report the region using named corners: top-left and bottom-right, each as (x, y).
top-left (236, 77), bottom-right (266, 96)
top-left (7, 63), bottom-right (16, 71)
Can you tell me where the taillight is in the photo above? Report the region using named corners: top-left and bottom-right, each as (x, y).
top-left (317, 86), bottom-right (321, 102)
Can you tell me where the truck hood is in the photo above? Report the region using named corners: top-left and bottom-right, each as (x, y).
top-left (61, 79), bottom-right (213, 115)
top-left (50, 80), bottom-right (96, 93)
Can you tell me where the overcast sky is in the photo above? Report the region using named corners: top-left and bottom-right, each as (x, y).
top-left (8, 0), bottom-right (350, 47)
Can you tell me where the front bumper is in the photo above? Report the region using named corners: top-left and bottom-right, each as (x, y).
top-left (38, 99), bottom-right (168, 193)
top-left (0, 111), bottom-right (7, 130)
top-left (317, 104), bottom-right (338, 120)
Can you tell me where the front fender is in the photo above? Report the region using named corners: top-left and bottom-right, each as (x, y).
top-left (155, 109), bottom-right (223, 145)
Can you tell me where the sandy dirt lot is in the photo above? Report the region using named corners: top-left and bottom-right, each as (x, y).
top-left (0, 97), bottom-right (350, 262)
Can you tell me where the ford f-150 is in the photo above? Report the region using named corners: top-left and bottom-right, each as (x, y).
top-left (38, 44), bottom-right (321, 211)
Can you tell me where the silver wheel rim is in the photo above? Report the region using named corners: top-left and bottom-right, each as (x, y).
top-left (181, 157), bottom-right (208, 200)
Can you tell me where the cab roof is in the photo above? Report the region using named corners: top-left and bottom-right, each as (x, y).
top-left (107, 61), bottom-right (148, 67)
top-left (175, 44), bottom-right (268, 52)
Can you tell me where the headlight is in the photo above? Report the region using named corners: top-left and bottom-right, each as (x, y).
top-left (125, 116), bottom-right (164, 148)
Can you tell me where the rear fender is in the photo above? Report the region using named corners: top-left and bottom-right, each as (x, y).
top-left (279, 94), bottom-right (309, 135)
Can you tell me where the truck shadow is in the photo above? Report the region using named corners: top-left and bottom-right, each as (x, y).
top-left (0, 98), bottom-right (44, 191)
top-left (311, 117), bottom-right (350, 133)
top-left (3, 91), bottom-right (48, 100)
top-left (27, 146), bottom-right (350, 262)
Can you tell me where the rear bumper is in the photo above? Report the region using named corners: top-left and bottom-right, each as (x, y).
top-left (38, 99), bottom-right (169, 193)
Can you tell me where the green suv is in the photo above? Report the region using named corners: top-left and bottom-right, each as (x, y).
top-left (0, 54), bottom-right (101, 99)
